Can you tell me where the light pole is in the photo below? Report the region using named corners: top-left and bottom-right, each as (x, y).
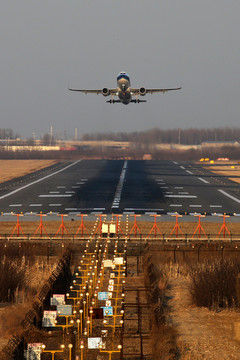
top-left (68, 344), bottom-right (73, 360)
top-left (80, 341), bottom-right (84, 360)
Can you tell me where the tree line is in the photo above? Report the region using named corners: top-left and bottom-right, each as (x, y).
top-left (82, 127), bottom-right (240, 145)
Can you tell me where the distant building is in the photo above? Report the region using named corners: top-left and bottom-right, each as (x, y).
top-left (143, 154), bottom-right (152, 160)
top-left (1, 145), bottom-right (60, 151)
top-left (201, 141), bottom-right (240, 147)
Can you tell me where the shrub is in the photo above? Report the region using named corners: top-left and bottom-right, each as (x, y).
top-left (0, 258), bottom-right (26, 302)
top-left (189, 259), bottom-right (240, 309)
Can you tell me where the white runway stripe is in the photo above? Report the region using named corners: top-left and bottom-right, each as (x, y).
top-left (218, 189), bottom-right (240, 204)
top-left (165, 194), bottom-right (197, 198)
top-left (124, 208), bottom-right (164, 211)
top-left (39, 194), bottom-right (72, 198)
top-left (198, 177), bottom-right (209, 184)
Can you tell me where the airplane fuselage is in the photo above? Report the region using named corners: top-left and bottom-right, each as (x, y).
top-left (117, 72), bottom-right (132, 104)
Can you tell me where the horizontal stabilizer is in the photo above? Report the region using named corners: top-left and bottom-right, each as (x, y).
top-left (131, 99), bottom-right (147, 103)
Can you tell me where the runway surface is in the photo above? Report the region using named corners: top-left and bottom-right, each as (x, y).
top-left (0, 159), bottom-right (240, 216)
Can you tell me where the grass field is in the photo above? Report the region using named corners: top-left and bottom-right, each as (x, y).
top-left (0, 160), bottom-right (57, 184)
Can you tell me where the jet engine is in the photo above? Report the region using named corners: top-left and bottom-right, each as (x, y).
top-left (102, 88), bottom-right (110, 96)
top-left (139, 87), bottom-right (147, 96)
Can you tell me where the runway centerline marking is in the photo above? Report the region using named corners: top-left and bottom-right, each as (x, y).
top-left (218, 189), bottom-right (240, 204)
top-left (29, 204), bottom-right (42, 207)
top-left (0, 160), bottom-right (81, 201)
top-left (9, 204), bottom-right (22, 207)
top-left (111, 160), bottom-right (128, 210)
top-left (186, 170), bottom-right (193, 175)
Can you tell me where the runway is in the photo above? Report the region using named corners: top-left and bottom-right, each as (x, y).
top-left (0, 160), bottom-right (240, 216)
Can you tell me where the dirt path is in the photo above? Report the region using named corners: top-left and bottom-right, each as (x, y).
top-left (166, 276), bottom-right (240, 359)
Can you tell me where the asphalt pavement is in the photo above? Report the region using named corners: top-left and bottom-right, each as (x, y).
top-left (0, 159), bottom-right (240, 216)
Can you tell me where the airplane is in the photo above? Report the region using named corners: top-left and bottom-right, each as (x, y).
top-left (68, 71), bottom-right (181, 104)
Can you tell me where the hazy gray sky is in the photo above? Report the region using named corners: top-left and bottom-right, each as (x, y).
top-left (1, 1), bottom-right (240, 138)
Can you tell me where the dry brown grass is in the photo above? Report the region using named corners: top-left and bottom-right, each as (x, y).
top-left (0, 160), bottom-right (57, 183)
top-left (0, 258), bottom-right (57, 351)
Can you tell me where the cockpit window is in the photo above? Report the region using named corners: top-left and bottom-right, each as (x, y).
top-left (117, 73), bottom-right (129, 81)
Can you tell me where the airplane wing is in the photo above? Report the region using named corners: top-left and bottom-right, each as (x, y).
top-left (68, 88), bottom-right (119, 95)
top-left (145, 87), bottom-right (182, 94)
top-left (131, 87), bottom-right (181, 94)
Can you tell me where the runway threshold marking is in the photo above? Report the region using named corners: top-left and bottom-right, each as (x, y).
top-left (0, 160), bottom-right (82, 201)
top-left (218, 189), bottom-right (240, 204)
top-left (124, 208), bottom-right (164, 211)
top-left (165, 195), bottom-right (197, 198)
top-left (39, 194), bottom-right (72, 198)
